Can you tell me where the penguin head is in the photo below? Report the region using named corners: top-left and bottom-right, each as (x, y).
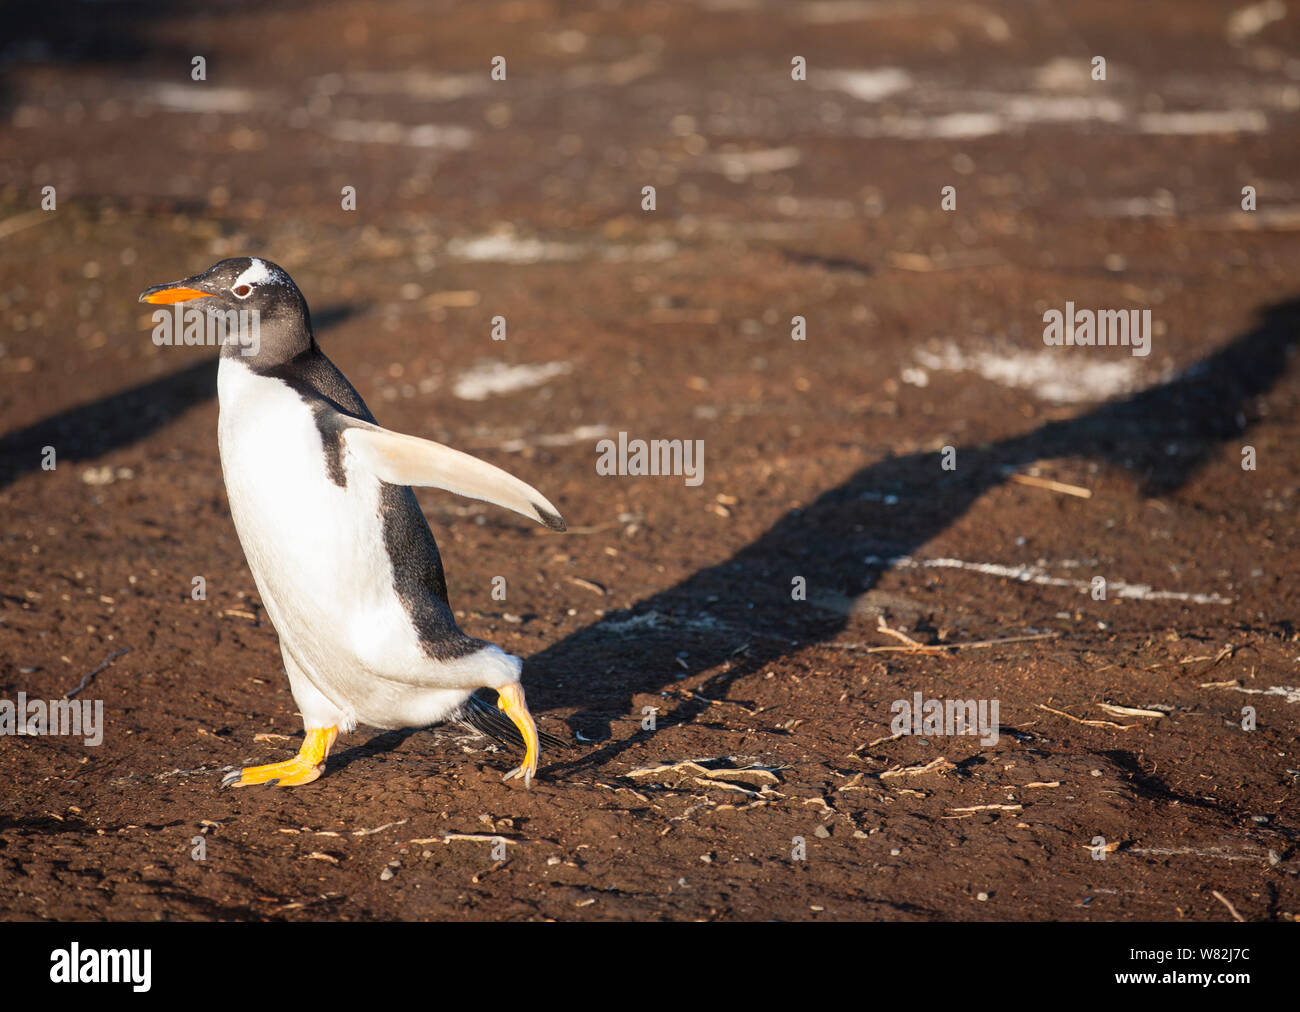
top-left (139, 257), bottom-right (314, 365)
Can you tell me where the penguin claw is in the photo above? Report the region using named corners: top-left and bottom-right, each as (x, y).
top-left (502, 765), bottom-right (533, 789)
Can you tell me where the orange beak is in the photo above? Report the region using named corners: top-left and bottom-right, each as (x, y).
top-left (138, 284), bottom-right (214, 305)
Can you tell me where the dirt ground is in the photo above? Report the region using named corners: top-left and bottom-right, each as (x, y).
top-left (1, 0), bottom-right (1298, 922)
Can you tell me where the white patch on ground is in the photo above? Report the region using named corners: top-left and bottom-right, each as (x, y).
top-left (145, 84), bottom-right (257, 113)
top-left (564, 51), bottom-right (660, 87)
top-left (866, 556), bottom-right (1233, 605)
top-left (988, 94), bottom-right (1126, 124)
top-left (492, 425), bottom-right (611, 453)
top-left (595, 609), bottom-right (741, 636)
top-left (1246, 206), bottom-right (1300, 228)
top-left (913, 341), bottom-right (1142, 404)
top-left (596, 611), bottom-right (666, 633)
top-left (326, 119), bottom-right (474, 149)
top-left (1131, 846), bottom-right (1273, 862)
top-left (840, 76), bottom-right (1268, 139)
top-left (855, 92), bottom-right (1126, 139)
top-left (1087, 193), bottom-right (1178, 219)
top-left (445, 232), bottom-right (676, 264)
top-left (447, 234), bottom-right (585, 264)
top-left (689, 219), bottom-right (820, 240)
top-left (1033, 57), bottom-right (1095, 92)
top-left (855, 105), bottom-right (1269, 139)
top-left (1220, 684), bottom-right (1300, 704)
top-left (599, 239), bottom-right (679, 262)
top-left (1227, 0), bottom-right (1288, 43)
top-left (820, 68), bottom-right (912, 102)
top-left (854, 112), bottom-right (1005, 139)
top-left (801, 1), bottom-right (900, 22)
top-left (700, 146), bottom-right (803, 180)
top-left (1136, 110), bottom-right (1268, 134)
top-left (452, 361), bottom-right (573, 401)
top-left (800, 0), bottom-right (1008, 37)
top-left (322, 71), bottom-right (486, 101)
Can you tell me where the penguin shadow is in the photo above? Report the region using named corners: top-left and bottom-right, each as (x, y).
top-left (329, 719), bottom-right (528, 775)
top-left (0, 304), bottom-right (361, 489)
top-left (522, 297), bottom-right (1300, 775)
top-left (329, 727), bottom-right (421, 775)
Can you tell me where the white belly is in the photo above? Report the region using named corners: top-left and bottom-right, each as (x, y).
top-left (216, 358), bottom-right (514, 731)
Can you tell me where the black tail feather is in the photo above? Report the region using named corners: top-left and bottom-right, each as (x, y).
top-left (457, 691), bottom-right (572, 751)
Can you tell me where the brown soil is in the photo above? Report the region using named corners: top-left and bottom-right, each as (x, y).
top-left (1, 0), bottom-right (1298, 921)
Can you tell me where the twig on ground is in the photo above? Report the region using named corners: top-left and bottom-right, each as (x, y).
top-left (1036, 703), bottom-right (1136, 730)
top-left (407, 833), bottom-right (519, 845)
top-left (880, 756), bottom-right (956, 779)
top-left (828, 631), bottom-right (1058, 654)
top-left (859, 730), bottom-right (907, 750)
top-left (1098, 702), bottom-right (1166, 718)
top-left (1211, 890), bottom-right (1246, 922)
top-left (875, 615), bottom-right (931, 649)
top-left (1009, 473), bottom-right (1093, 498)
top-left (64, 648), bottom-right (129, 699)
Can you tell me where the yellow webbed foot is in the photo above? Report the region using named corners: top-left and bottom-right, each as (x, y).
top-left (496, 682), bottom-right (539, 788)
top-left (221, 726), bottom-right (338, 789)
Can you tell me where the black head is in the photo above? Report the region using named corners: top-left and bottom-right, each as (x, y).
top-left (139, 257), bottom-right (314, 367)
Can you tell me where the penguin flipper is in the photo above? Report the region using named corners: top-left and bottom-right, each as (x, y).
top-left (341, 420), bottom-right (566, 531)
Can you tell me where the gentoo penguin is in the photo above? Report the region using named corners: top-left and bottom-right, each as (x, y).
top-left (139, 257), bottom-right (565, 788)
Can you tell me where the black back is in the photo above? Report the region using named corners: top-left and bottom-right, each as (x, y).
top-left (269, 345), bottom-right (482, 662)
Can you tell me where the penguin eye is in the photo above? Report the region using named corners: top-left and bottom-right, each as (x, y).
top-left (232, 284), bottom-right (253, 298)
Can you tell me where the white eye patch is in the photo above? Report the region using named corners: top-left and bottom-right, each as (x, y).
top-left (231, 258), bottom-right (275, 295)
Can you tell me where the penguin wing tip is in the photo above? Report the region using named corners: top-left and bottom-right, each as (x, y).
top-left (537, 505), bottom-right (566, 532)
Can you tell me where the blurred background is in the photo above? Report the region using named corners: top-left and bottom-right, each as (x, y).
top-left (2, 0), bottom-right (1297, 450)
